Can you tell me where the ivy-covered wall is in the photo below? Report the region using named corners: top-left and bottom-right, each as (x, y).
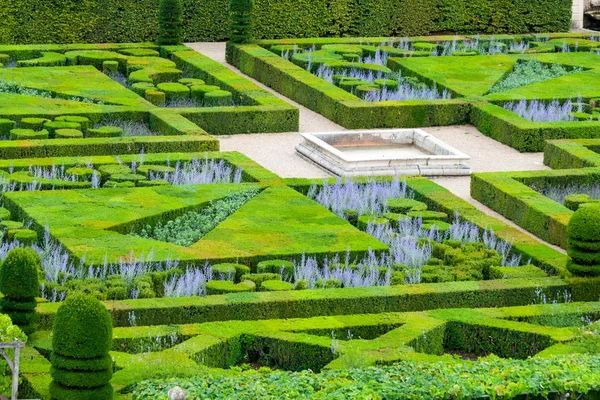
top-left (0, 0), bottom-right (572, 44)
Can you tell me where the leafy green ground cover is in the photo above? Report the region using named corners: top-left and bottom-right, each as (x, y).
top-left (132, 355), bottom-right (600, 399)
top-left (134, 187), bottom-right (260, 246)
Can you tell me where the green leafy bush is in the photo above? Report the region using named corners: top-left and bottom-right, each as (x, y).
top-left (157, 0), bottom-right (184, 45)
top-left (256, 259), bottom-right (294, 280)
top-left (0, 247), bottom-right (40, 334)
top-left (50, 293), bottom-right (113, 400)
top-left (131, 355), bottom-right (600, 399)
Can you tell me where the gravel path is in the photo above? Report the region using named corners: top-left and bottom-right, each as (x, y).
top-left (186, 42), bottom-right (564, 253)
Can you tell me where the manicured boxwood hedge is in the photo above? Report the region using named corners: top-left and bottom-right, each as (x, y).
top-left (167, 49), bottom-right (298, 134)
top-left (26, 300), bottom-right (600, 400)
top-left (35, 277), bottom-right (576, 330)
top-left (228, 43), bottom-right (471, 129)
top-left (0, 0), bottom-right (571, 44)
top-left (471, 168), bottom-right (600, 249)
top-left (472, 103), bottom-right (600, 152)
top-left (544, 139), bottom-right (600, 170)
top-left (230, 38), bottom-right (600, 149)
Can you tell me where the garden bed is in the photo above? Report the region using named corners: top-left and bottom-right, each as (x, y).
top-left (0, 42), bottom-right (298, 160)
top-left (229, 33), bottom-right (600, 151)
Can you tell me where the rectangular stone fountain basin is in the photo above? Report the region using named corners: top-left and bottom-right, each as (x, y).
top-left (296, 129), bottom-right (471, 177)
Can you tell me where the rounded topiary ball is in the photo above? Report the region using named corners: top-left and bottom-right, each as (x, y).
top-left (52, 293), bottom-right (112, 359)
top-left (568, 204), bottom-right (600, 243)
top-left (567, 204), bottom-right (600, 276)
top-left (0, 247), bottom-right (41, 300)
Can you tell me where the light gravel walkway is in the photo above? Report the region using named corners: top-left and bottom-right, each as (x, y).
top-left (186, 42), bottom-right (564, 253)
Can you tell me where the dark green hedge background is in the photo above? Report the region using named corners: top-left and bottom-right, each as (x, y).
top-left (0, 0), bottom-right (572, 44)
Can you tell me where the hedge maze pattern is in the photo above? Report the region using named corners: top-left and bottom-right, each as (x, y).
top-left (229, 33), bottom-right (600, 152)
top-left (2, 35), bottom-right (600, 399)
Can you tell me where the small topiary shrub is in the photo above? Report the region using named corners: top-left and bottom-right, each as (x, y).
top-left (145, 90), bottom-right (166, 105)
top-left (0, 207), bottom-right (10, 221)
top-left (564, 194), bottom-right (598, 211)
top-left (240, 273), bottom-right (280, 287)
top-left (10, 229), bottom-right (38, 245)
top-left (260, 280), bottom-right (294, 292)
top-left (20, 117), bottom-right (50, 130)
top-left (50, 293), bottom-right (113, 400)
top-left (55, 116), bottom-right (91, 132)
top-left (102, 60), bottom-right (119, 74)
top-left (190, 84), bottom-right (220, 102)
top-left (0, 220), bottom-right (23, 232)
top-left (387, 198), bottom-right (428, 214)
top-left (0, 119), bottom-right (16, 136)
top-left (131, 82), bottom-right (156, 96)
top-left (229, 0), bottom-right (254, 43)
top-left (156, 0), bottom-right (183, 45)
top-left (156, 82), bottom-right (190, 102)
top-left (212, 263), bottom-right (250, 282)
top-left (204, 90), bottom-right (233, 107)
top-left (206, 280), bottom-right (255, 295)
top-left (256, 259), bottom-right (294, 280)
top-left (87, 126), bottom-right (123, 138)
top-left (55, 129), bottom-right (84, 139)
top-left (357, 215), bottom-right (389, 231)
top-left (9, 128), bottom-right (49, 140)
top-left (567, 204), bottom-right (600, 276)
top-left (0, 247), bottom-right (41, 334)
top-left (44, 121), bottom-right (81, 138)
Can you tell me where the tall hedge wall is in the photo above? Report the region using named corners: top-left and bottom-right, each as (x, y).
top-left (0, 0), bottom-right (571, 44)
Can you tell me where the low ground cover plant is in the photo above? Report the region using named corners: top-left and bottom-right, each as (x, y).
top-left (131, 355), bottom-right (600, 399)
top-left (134, 187), bottom-right (259, 246)
top-left (488, 60), bottom-right (582, 94)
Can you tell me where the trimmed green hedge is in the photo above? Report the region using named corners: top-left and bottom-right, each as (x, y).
top-left (471, 168), bottom-right (600, 249)
top-left (228, 43), bottom-right (470, 129)
top-left (167, 50), bottom-right (299, 133)
top-left (287, 176), bottom-right (570, 276)
top-left (0, 0), bottom-right (571, 44)
top-left (35, 277), bottom-right (576, 330)
top-left (472, 103), bottom-right (600, 152)
top-left (544, 139), bottom-right (600, 170)
top-left (0, 135), bottom-right (218, 159)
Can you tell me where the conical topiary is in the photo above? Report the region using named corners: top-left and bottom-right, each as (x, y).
top-left (0, 247), bottom-right (40, 334)
top-left (49, 293), bottom-right (113, 400)
top-left (229, 0), bottom-right (253, 43)
top-left (567, 204), bottom-right (600, 276)
top-left (156, 0), bottom-right (183, 45)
